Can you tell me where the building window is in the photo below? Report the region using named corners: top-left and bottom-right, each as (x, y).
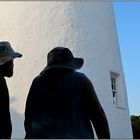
top-left (110, 72), bottom-right (126, 109)
top-left (110, 72), bottom-right (119, 106)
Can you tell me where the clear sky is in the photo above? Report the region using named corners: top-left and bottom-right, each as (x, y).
top-left (113, 2), bottom-right (140, 116)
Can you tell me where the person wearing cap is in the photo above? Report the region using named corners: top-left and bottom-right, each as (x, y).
top-left (0, 41), bottom-right (22, 138)
top-left (24, 47), bottom-right (110, 139)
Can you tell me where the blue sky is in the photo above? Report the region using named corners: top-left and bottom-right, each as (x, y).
top-left (113, 2), bottom-right (140, 115)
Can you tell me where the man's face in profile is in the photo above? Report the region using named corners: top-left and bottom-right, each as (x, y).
top-left (0, 60), bottom-right (14, 77)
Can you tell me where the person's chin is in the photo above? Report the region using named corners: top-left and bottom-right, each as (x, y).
top-left (5, 72), bottom-right (13, 77)
top-left (6, 75), bottom-right (13, 78)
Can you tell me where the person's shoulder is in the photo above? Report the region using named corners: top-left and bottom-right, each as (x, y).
top-left (74, 71), bottom-right (88, 79)
top-left (32, 75), bottom-right (43, 83)
top-left (72, 71), bottom-right (91, 83)
top-left (75, 71), bottom-right (93, 86)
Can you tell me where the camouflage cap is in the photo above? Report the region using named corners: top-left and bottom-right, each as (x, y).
top-left (0, 41), bottom-right (22, 65)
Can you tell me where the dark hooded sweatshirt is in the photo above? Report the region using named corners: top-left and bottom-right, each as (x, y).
top-left (24, 69), bottom-right (110, 139)
top-left (0, 75), bottom-right (12, 138)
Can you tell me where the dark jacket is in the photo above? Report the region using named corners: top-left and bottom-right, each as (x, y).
top-left (24, 69), bottom-right (110, 139)
top-left (0, 75), bottom-right (12, 138)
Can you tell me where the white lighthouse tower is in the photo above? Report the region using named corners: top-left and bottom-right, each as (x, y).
top-left (0, 1), bottom-right (132, 138)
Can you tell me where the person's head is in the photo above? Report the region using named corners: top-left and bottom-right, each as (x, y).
top-left (0, 41), bottom-right (22, 77)
top-left (40, 47), bottom-right (84, 75)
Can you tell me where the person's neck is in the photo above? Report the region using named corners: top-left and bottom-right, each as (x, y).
top-left (0, 72), bottom-right (5, 80)
top-left (0, 72), bottom-right (3, 77)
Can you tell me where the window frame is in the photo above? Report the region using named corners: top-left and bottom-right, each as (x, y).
top-left (110, 71), bottom-right (126, 110)
top-left (111, 72), bottom-right (119, 106)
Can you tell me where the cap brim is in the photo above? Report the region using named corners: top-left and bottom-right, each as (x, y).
top-left (14, 52), bottom-right (22, 58)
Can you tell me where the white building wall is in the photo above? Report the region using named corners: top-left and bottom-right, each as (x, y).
top-left (0, 1), bottom-right (132, 138)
